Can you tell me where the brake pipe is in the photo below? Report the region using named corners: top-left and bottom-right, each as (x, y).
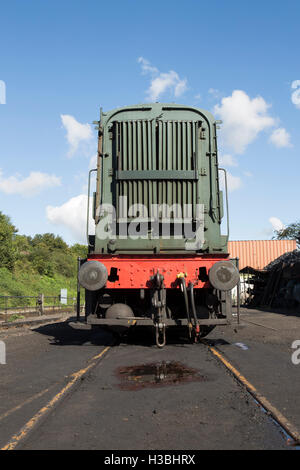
top-left (179, 277), bottom-right (193, 338)
top-left (189, 282), bottom-right (200, 340)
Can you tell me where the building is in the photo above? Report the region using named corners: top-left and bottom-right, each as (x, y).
top-left (228, 240), bottom-right (297, 271)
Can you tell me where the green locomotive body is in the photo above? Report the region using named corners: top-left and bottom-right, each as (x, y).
top-left (79, 103), bottom-right (239, 347)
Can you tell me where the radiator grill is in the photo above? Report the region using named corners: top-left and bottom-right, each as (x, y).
top-left (113, 120), bottom-right (201, 220)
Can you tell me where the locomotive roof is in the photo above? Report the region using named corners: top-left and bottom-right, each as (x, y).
top-left (99, 103), bottom-right (216, 126)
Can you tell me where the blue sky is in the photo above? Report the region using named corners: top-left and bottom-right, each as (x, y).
top-left (0, 0), bottom-right (299, 245)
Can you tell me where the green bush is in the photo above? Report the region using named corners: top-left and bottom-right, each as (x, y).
top-left (0, 211), bottom-right (87, 301)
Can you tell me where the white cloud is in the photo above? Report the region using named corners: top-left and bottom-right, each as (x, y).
top-left (227, 172), bottom-right (242, 192)
top-left (214, 90), bottom-right (275, 154)
top-left (269, 128), bottom-right (292, 148)
top-left (208, 88), bottom-right (222, 99)
top-left (137, 57), bottom-right (158, 75)
top-left (174, 77), bottom-right (187, 97)
top-left (219, 170), bottom-right (242, 192)
top-left (269, 217), bottom-right (284, 232)
top-left (89, 154), bottom-right (97, 169)
top-left (46, 194), bottom-right (94, 243)
top-left (61, 114), bottom-right (93, 156)
top-left (291, 80), bottom-right (300, 109)
top-left (218, 154), bottom-right (238, 167)
top-left (0, 170), bottom-right (61, 197)
top-left (138, 57), bottom-right (187, 102)
top-left (148, 71), bottom-right (187, 101)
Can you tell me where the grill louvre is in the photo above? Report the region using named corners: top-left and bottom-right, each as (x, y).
top-left (114, 120), bottom-right (200, 220)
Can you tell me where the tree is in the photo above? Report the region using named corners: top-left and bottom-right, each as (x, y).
top-left (30, 233), bottom-right (68, 251)
top-left (27, 233), bottom-right (74, 277)
top-left (70, 243), bottom-right (87, 259)
top-left (273, 221), bottom-right (300, 248)
top-left (13, 234), bottom-right (31, 255)
top-left (0, 212), bottom-right (18, 270)
top-left (28, 244), bottom-right (54, 276)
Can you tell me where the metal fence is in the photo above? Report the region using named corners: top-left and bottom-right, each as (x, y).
top-left (0, 294), bottom-right (84, 321)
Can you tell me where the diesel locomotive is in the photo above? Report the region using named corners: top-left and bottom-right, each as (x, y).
top-left (78, 103), bottom-right (239, 347)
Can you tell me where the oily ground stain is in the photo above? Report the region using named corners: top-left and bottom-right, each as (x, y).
top-left (115, 361), bottom-right (209, 391)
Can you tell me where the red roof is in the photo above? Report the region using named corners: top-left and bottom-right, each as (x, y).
top-left (228, 240), bottom-right (297, 270)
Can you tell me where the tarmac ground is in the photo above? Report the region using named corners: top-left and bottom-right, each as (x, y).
top-left (0, 308), bottom-right (299, 451)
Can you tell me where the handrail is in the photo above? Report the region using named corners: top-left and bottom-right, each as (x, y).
top-left (218, 168), bottom-right (229, 240)
top-left (86, 168), bottom-right (97, 244)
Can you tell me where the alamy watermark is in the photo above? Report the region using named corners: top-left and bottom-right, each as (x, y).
top-left (291, 340), bottom-right (300, 365)
top-left (0, 80), bottom-right (6, 104)
top-left (0, 341), bottom-right (6, 364)
top-left (95, 199), bottom-right (205, 250)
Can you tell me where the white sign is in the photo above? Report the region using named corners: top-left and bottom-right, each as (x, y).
top-left (60, 289), bottom-right (68, 305)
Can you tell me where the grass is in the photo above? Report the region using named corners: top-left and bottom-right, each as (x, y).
top-left (0, 266), bottom-right (84, 309)
top-left (6, 314), bottom-right (25, 322)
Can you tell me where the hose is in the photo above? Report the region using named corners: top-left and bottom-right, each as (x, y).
top-left (189, 283), bottom-right (200, 336)
top-left (179, 278), bottom-right (192, 337)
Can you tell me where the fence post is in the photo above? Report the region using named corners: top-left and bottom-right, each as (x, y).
top-left (37, 293), bottom-right (44, 316)
top-left (5, 297), bottom-right (8, 322)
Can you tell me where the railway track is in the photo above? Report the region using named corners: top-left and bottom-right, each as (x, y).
top-left (0, 322), bottom-right (299, 450)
